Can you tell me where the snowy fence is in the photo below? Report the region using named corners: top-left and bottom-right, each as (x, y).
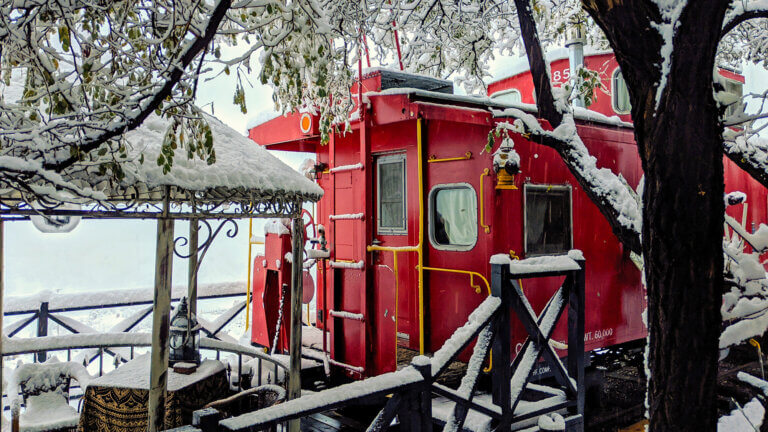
top-left (173, 253), bottom-right (587, 432)
top-left (1, 282), bottom-right (276, 412)
top-left (4, 282), bottom-right (247, 365)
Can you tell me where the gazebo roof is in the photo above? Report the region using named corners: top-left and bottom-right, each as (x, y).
top-left (0, 72), bottom-right (322, 219)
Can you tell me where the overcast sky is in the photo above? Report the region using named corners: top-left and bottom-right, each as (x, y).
top-left (4, 52), bottom-right (767, 298)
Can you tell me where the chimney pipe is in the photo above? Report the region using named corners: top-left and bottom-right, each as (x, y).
top-left (566, 24), bottom-right (586, 108)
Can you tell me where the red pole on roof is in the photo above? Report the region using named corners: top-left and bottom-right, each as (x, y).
top-left (358, 38), bottom-right (364, 119)
top-left (392, 23), bottom-right (403, 71)
top-left (362, 33), bottom-right (371, 68)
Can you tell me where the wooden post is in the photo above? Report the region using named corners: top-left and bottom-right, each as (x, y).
top-left (149, 193), bottom-right (175, 432)
top-left (490, 263), bottom-right (512, 432)
top-left (36, 302), bottom-right (49, 362)
top-left (188, 218), bottom-right (199, 316)
top-left (568, 258), bottom-right (586, 416)
top-left (288, 215), bottom-right (304, 432)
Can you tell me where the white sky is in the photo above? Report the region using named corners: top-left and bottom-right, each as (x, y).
top-left (4, 50), bottom-right (767, 298)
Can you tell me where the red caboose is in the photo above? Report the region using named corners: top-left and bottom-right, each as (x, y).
top-left (247, 55), bottom-right (765, 379)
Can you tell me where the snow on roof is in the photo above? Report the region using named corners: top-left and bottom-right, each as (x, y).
top-left (120, 112), bottom-right (323, 200)
top-left (486, 47), bottom-right (614, 84)
top-left (0, 71), bottom-right (323, 209)
top-left (366, 87), bottom-right (632, 129)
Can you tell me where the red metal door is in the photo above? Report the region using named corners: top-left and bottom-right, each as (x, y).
top-left (371, 151), bottom-right (417, 369)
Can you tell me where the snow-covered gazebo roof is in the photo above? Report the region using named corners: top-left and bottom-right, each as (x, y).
top-left (0, 73), bottom-right (322, 220)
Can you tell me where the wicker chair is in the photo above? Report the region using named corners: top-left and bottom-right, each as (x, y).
top-left (8, 359), bottom-right (92, 432)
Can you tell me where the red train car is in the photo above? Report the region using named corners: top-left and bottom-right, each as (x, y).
top-left (247, 53), bottom-right (764, 379)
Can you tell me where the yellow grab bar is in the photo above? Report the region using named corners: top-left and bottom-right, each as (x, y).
top-left (428, 151), bottom-right (472, 163)
top-left (418, 264), bottom-right (493, 372)
top-left (366, 245), bottom-right (419, 357)
top-left (418, 265), bottom-right (491, 296)
top-left (246, 219), bottom-right (253, 330)
top-left (480, 168), bottom-right (491, 234)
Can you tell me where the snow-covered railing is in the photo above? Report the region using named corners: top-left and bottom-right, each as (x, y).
top-left (3, 284), bottom-right (252, 390)
top-left (179, 255), bottom-right (587, 432)
top-left (5, 281), bottom-right (244, 315)
top-left (4, 334), bottom-right (290, 401)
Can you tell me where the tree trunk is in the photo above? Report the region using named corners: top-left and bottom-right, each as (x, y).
top-left (581, 0), bottom-right (728, 429)
top-left (641, 89), bottom-right (724, 432)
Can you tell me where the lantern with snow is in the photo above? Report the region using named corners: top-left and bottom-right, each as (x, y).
top-left (169, 297), bottom-right (200, 365)
top-left (493, 139), bottom-right (521, 190)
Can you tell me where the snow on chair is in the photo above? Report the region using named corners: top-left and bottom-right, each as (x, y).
top-left (8, 358), bottom-right (93, 432)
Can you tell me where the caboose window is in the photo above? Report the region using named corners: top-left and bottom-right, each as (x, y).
top-left (491, 89), bottom-right (522, 104)
top-left (377, 154), bottom-right (407, 235)
top-left (612, 69), bottom-right (631, 114)
top-left (524, 184), bottom-right (572, 256)
top-left (429, 184), bottom-right (477, 250)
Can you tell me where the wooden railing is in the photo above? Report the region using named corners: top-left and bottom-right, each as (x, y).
top-left (174, 252), bottom-right (587, 432)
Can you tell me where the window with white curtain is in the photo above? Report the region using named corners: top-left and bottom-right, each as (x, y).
top-left (429, 184), bottom-right (478, 251)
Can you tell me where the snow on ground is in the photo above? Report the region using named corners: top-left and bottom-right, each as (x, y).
top-left (718, 397), bottom-right (764, 431)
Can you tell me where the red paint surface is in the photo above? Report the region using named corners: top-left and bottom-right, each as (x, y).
top-left (247, 64), bottom-right (762, 378)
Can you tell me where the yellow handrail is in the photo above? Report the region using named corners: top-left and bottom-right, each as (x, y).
top-left (366, 245), bottom-right (420, 356)
top-left (246, 219), bottom-right (253, 330)
top-left (418, 265), bottom-right (491, 296)
top-left (480, 168), bottom-right (491, 234)
top-left (418, 265), bottom-right (493, 372)
top-left (417, 119), bottom-right (425, 354)
top-left (245, 219), bottom-right (265, 331)
top-left (428, 151), bottom-right (472, 163)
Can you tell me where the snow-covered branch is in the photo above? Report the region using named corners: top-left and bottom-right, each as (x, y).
top-left (492, 109), bottom-right (642, 253)
top-left (722, 0), bottom-right (768, 36)
top-left (721, 201), bottom-right (768, 349)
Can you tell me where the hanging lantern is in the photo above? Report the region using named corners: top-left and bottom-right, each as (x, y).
top-left (493, 143), bottom-right (521, 190)
top-left (169, 297), bottom-right (201, 365)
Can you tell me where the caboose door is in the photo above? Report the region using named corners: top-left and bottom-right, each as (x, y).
top-left (372, 151), bottom-right (420, 370)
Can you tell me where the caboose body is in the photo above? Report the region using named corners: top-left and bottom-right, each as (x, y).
top-left (247, 53), bottom-right (765, 379)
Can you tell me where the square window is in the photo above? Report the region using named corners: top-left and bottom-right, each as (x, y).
top-left (525, 185), bottom-right (572, 256)
top-left (377, 154), bottom-right (407, 234)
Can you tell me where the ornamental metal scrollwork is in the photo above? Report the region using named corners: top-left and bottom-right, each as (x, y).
top-left (173, 219), bottom-right (239, 277)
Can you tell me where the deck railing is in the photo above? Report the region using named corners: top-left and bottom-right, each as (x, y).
top-left (1, 283), bottom-right (291, 408)
top-left (174, 252), bottom-right (587, 432)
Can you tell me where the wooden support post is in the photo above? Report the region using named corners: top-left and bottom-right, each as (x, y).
top-left (36, 302), bottom-right (49, 362)
top-left (568, 258), bottom-right (586, 416)
top-left (193, 407), bottom-right (221, 432)
top-left (188, 218), bottom-right (199, 316)
top-left (149, 197), bottom-right (175, 432)
top-left (414, 359), bottom-right (433, 432)
top-left (288, 215), bottom-right (304, 432)
top-left (490, 263), bottom-right (512, 432)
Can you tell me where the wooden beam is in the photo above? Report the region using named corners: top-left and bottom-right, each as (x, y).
top-left (288, 215), bottom-right (304, 432)
top-left (149, 191), bottom-right (175, 432)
